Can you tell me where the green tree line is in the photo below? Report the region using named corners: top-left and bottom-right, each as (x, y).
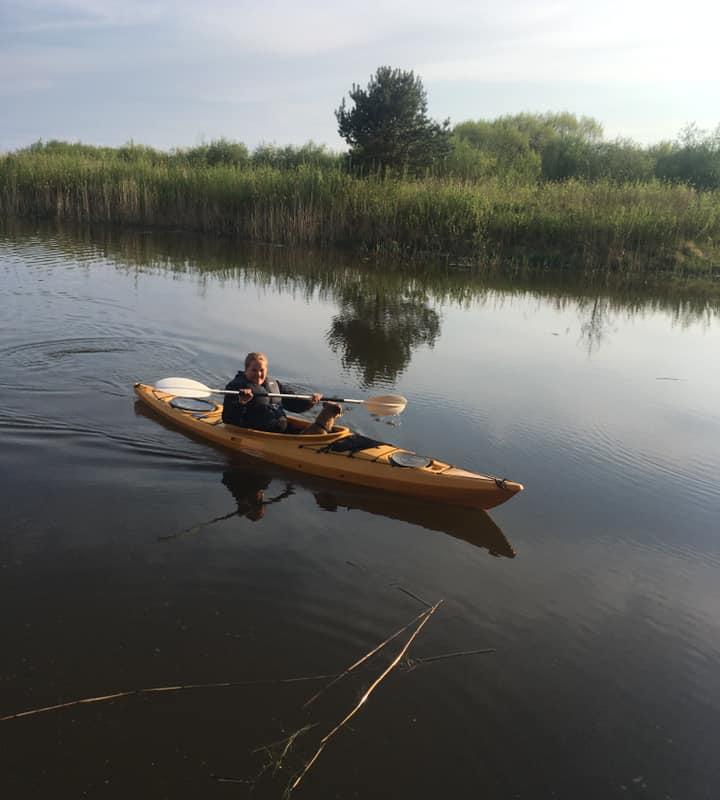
top-left (448, 116), bottom-right (720, 188)
top-left (12, 115), bottom-right (719, 190)
top-left (6, 64), bottom-right (719, 188)
top-left (1, 67), bottom-right (718, 271)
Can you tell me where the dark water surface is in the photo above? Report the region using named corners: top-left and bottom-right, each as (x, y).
top-left (1, 223), bottom-right (719, 799)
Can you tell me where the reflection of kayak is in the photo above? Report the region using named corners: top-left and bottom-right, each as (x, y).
top-left (219, 467), bottom-right (515, 557)
top-left (312, 486), bottom-right (516, 558)
top-left (134, 383), bottom-right (524, 510)
top-left (159, 466), bottom-right (516, 556)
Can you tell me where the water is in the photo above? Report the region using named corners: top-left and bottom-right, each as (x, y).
top-left (1, 223), bottom-right (719, 799)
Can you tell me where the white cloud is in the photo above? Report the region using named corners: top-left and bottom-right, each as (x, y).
top-left (1, 0), bottom-right (718, 147)
top-left (419, 0), bottom-right (720, 83)
top-left (3, 0), bottom-right (168, 31)
top-left (421, 46), bottom-right (718, 85)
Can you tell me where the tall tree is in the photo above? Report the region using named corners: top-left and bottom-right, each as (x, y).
top-left (335, 66), bottom-right (451, 174)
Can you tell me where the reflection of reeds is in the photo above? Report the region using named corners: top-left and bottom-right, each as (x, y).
top-left (2, 152), bottom-right (718, 270)
top-left (4, 218), bottom-right (718, 323)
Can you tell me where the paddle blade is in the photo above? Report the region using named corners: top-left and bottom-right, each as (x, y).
top-left (154, 377), bottom-right (213, 399)
top-left (364, 394), bottom-right (408, 416)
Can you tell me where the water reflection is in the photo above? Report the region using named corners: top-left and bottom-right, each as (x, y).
top-left (4, 221), bottom-right (720, 800)
top-left (327, 287), bottom-right (440, 387)
top-left (221, 470), bottom-right (293, 522)
top-left (578, 295), bottom-right (616, 356)
top-left (309, 483), bottom-right (516, 558)
top-left (171, 465), bottom-right (516, 558)
top-left (3, 221), bottom-right (719, 384)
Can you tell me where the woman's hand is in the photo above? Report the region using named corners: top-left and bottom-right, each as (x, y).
top-left (237, 389), bottom-right (254, 405)
top-left (311, 393), bottom-right (323, 405)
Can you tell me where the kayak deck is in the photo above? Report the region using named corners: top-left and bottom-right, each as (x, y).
top-left (134, 383), bottom-right (524, 510)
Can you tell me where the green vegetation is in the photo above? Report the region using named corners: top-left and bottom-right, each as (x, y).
top-left (1, 139), bottom-right (718, 271)
top-left (336, 67), bottom-right (451, 174)
top-left (2, 64), bottom-right (720, 273)
top-left (447, 115), bottom-right (720, 187)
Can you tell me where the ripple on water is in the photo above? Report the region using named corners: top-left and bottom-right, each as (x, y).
top-left (0, 406), bottom-right (221, 467)
top-left (0, 234), bottom-right (105, 269)
top-left (501, 405), bottom-right (720, 520)
top-left (568, 418), bottom-right (720, 516)
top-left (0, 335), bottom-right (197, 396)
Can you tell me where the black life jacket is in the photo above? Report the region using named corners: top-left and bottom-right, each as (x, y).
top-left (223, 371), bottom-right (285, 429)
top-left (249, 377), bottom-right (282, 408)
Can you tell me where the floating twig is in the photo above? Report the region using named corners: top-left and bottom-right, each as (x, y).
top-left (402, 648), bottom-right (496, 672)
top-left (158, 510), bottom-right (237, 541)
top-left (414, 648), bottom-right (495, 664)
top-left (1, 641), bottom-right (493, 723)
top-left (0, 674), bottom-right (339, 722)
top-left (289, 599), bottom-right (443, 795)
top-left (302, 604), bottom-right (435, 710)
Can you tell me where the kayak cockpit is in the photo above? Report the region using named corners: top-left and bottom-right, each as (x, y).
top-left (222, 413), bottom-right (351, 443)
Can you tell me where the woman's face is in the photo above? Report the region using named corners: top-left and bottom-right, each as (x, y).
top-left (245, 359), bottom-right (267, 385)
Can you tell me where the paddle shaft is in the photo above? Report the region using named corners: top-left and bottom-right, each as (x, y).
top-left (151, 378), bottom-right (407, 414)
top-left (197, 387), bottom-right (366, 405)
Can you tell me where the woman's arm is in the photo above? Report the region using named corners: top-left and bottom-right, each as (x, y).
top-left (277, 381), bottom-right (319, 413)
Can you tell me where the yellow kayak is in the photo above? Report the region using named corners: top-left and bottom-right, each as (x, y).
top-left (134, 383), bottom-right (524, 510)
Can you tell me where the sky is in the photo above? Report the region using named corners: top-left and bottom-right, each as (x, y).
top-left (2, 0), bottom-right (718, 153)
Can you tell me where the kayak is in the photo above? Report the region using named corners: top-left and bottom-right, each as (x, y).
top-left (134, 383), bottom-right (524, 510)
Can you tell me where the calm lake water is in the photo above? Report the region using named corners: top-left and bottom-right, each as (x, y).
top-left (1, 222), bottom-right (719, 799)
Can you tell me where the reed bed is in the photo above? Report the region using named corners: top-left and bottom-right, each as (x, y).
top-left (1, 150), bottom-right (719, 271)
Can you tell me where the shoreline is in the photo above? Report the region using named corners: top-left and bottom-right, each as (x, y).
top-left (1, 153), bottom-right (718, 273)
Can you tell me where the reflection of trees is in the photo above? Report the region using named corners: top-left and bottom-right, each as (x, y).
top-left (578, 296), bottom-right (616, 356)
top-left (14, 220), bottom-right (720, 361)
top-left (326, 287), bottom-right (440, 387)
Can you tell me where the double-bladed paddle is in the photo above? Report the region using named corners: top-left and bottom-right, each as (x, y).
top-left (152, 377), bottom-right (408, 417)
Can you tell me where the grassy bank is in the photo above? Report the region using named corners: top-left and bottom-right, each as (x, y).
top-left (1, 149), bottom-right (719, 271)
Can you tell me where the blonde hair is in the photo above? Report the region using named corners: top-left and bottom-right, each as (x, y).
top-left (244, 351), bottom-right (268, 368)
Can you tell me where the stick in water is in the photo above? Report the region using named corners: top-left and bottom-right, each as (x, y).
top-left (289, 599), bottom-right (443, 795)
top-left (302, 604), bottom-right (436, 710)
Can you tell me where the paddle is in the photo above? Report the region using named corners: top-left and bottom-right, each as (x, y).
top-left (152, 377), bottom-right (408, 417)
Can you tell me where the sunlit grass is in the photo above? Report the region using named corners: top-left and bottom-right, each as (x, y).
top-left (1, 149), bottom-right (718, 271)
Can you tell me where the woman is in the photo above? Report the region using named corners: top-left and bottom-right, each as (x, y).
top-left (221, 351), bottom-right (342, 434)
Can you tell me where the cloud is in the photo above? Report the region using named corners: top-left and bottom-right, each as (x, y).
top-left (7, 0), bottom-right (720, 77)
top-left (416, 0), bottom-right (720, 83)
top-left (2, 0), bottom-right (168, 33)
top-left (420, 48), bottom-right (718, 85)
top-left (1, 0), bottom-right (718, 148)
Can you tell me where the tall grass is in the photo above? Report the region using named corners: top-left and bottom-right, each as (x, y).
top-left (1, 148), bottom-right (718, 271)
